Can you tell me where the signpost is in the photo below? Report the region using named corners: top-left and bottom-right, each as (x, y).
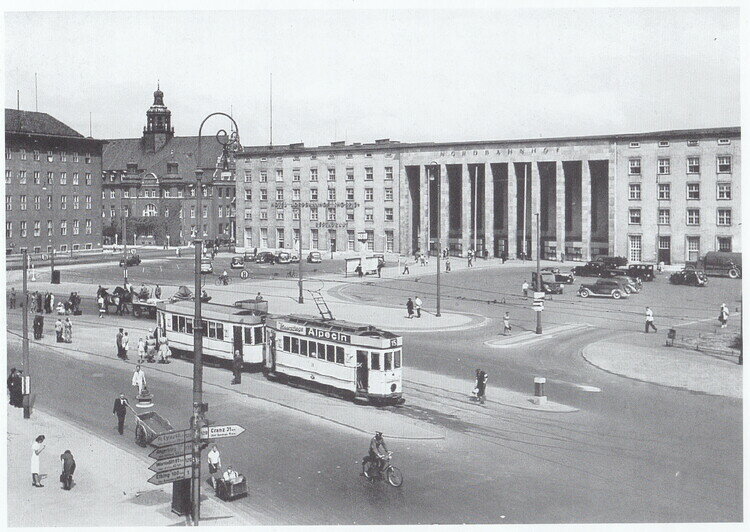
top-left (200, 424), bottom-right (246, 439)
top-left (151, 429), bottom-right (192, 448)
top-left (148, 467), bottom-right (193, 486)
top-left (149, 442), bottom-right (192, 461)
top-left (533, 291), bottom-right (545, 312)
top-left (149, 454), bottom-right (192, 473)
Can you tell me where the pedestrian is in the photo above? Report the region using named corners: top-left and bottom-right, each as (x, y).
top-left (112, 394), bottom-right (129, 435)
top-left (44, 292), bottom-right (51, 314)
top-left (645, 307), bottom-right (657, 333)
top-left (63, 317), bottom-right (73, 343)
top-left (137, 337), bottom-right (145, 364)
top-left (503, 312), bottom-right (511, 336)
top-left (232, 350), bottom-right (243, 385)
top-left (474, 369), bottom-right (488, 404)
top-left (467, 252), bottom-right (473, 268)
top-left (402, 260), bottom-right (410, 275)
top-left (445, 257), bottom-right (451, 272)
top-left (36, 291), bottom-right (43, 314)
top-left (97, 295), bottom-right (105, 318)
top-left (522, 280), bottom-right (529, 299)
top-left (116, 328), bottom-right (125, 359)
top-left (207, 444), bottom-right (222, 488)
top-left (49, 293), bottom-right (55, 314)
top-left (377, 259), bottom-right (384, 278)
top-left (406, 298), bottom-right (414, 319)
top-left (560, 252), bottom-right (565, 263)
top-left (9, 287), bottom-right (16, 309)
top-left (414, 296), bottom-right (423, 318)
top-left (158, 339), bottom-right (171, 364)
top-left (132, 365), bottom-right (147, 395)
top-left (255, 292), bottom-right (263, 302)
top-left (33, 314), bottom-right (44, 339)
top-left (31, 435), bottom-right (46, 487)
top-left (154, 284), bottom-right (162, 299)
top-left (7, 368), bottom-right (22, 408)
top-left (356, 263), bottom-right (364, 278)
top-left (145, 334), bottom-right (157, 363)
top-left (60, 450), bottom-right (76, 490)
top-left (55, 318), bottom-right (63, 343)
top-left (123, 331), bottom-right (130, 358)
top-left (719, 303), bottom-right (729, 329)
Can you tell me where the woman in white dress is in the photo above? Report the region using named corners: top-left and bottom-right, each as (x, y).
top-left (31, 434), bottom-right (46, 487)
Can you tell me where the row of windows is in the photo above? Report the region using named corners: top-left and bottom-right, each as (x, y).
top-left (5, 170), bottom-right (92, 186)
top-left (7, 243), bottom-right (95, 254)
top-left (6, 148), bottom-right (92, 163)
top-left (627, 234), bottom-right (733, 262)
top-left (247, 206), bottom-right (394, 223)
top-left (104, 204), bottom-right (235, 219)
top-left (280, 334), bottom-right (402, 370)
top-left (628, 139), bottom-right (731, 149)
top-left (6, 219), bottom-right (93, 238)
top-left (248, 228), bottom-right (395, 253)
top-left (6, 195), bottom-right (93, 211)
top-left (244, 166), bottom-right (394, 183)
top-left (101, 186), bottom-right (235, 199)
top-left (170, 314), bottom-right (264, 344)
top-left (628, 182), bottom-right (732, 201)
top-left (628, 208), bottom-right (732, 226)
top-left (244, 186), bottom-right (393, 203)
top-left (628, 156), bottom-right (732, 175)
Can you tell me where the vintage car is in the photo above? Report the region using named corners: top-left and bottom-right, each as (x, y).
top-left (307, 251), bottom-right (322, 263)
top-left (200, 258), bottom-right (213, 274)
top-left (540, 267), bottom-right (575, 284)
top-left (627, 264), bottom-right (655, 282)
top-left (242, 251), bottom-right (257, 262)
top-left (577, 279), bottom-right (629, 299)
top-left (571, 261), bottom-right (609, 277)
top-left (119, 253), bottom-right (141, 267)
top-left (532, 271), bottom-right (564, 294)
top-left (600, 270), bottom-right (642, 293)
top-left (670, 269), bottom-right (708, 287)
top-left (230, 256), bottom-right (245, 269)
top-left (289, 252), bottom-right (300, 263)
top-left (255, 251), bottom-right (276, 264)
top-left (275, 251), bottom-right (292, 264)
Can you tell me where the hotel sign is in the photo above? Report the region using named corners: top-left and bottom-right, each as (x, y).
top-left (274, 201), bottom-right (360, 209)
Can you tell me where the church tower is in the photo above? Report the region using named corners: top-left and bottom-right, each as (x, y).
top-left (142, 84), bottom-right (174, 153)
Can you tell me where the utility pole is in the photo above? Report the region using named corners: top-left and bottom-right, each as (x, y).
top-left (435, 164), bottom-right (441, 317)
top-left (191, 237), bottom-right (204, 525)
top-left (473, 165), bottom-right (478, 255)
top-left (535, 212), bottom-right (542, 335)
top-left (22, 250), bottom-right (31, 418)
top-left (297, 203), bottom-right (304, 303)
top-left (123, 198), bottom-right (128, 285)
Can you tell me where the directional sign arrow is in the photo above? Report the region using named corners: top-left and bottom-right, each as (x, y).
top-left (149, 454), bottom-right (191, 473)
top-left (148, 442), bottom-right (192, 461)
top-left (147, 467), bottom-right (193, 486)
top-left (151, 429), bottom-right (192, 448)
top-left (200, 425), bottom-right (245, 440)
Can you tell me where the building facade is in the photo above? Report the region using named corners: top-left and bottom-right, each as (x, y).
top-left (5, 109), bottom-right (105, 255)
top-left (101, 87), bottom-right (237, 247)
top-left (235, 126), bottom-right (740, 265)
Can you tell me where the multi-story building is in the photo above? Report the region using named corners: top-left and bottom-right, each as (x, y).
top-left (102, 87), bottom-right (237, 246)
top-left (5, 109), bottom-right (104, 255)
top-left (235, 126), bottom-right (740, 265)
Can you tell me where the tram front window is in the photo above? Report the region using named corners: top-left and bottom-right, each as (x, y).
top-left (384, 352), bottom-right (392, 370)
top-left (371, 352), bottom-right (380, 370)
top-left (394, 349), bottom-right (401, 368)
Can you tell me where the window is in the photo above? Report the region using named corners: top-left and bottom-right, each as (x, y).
top-left (85, 173), bottom-right (92, 185)
top-left (687, 140), bottom-right (699, 147)
top-left (110, 206), bottom-right (116, 218)
top-left (628, 158), bottom-right (641, 175)
top-left (657, 158), bottom-right (670, 175)
top-left (244, 170), bottom-right (252, 182)
top-left (328, 168), bottom-right (336, 181)
top-left (73, 195), bottom-right (79, 210)
top-left (202, 206), bottom-right (208, 218)
top-left (293, 169), bottom-right (300, 182)
top-left (346, 167), bottom-right (354, 181)
top-left (658, 140), bottom-right (670, 148)
top-left (19, 170), bottom-right (27, 184)
top-left (628, 209), bottom-right (641, 224)
top-left (143, 203), bottom-right (157, 217)
top-left (5, 148), bottom-right (10, 160)
top-left (325, 344), bottom-right (335, 362)
top-left (717, 209), bottom-right (731, 226)
top-left (687, 183), bottom-right (700, 200)
top-left (687, 157), bottom-right (700, 174)
top-left (385, 167), bottom-right (393, 180)
top-left (658, 209), bottom-right (670, 225)
top-left (47, 196), bottom-right (52, 209)
top-left (628, 183), bottom-right (641, 200)
top-left (293, 207), bottom-right (300, 221)
top-left (60, 196), bottom-right (66, 210)
top-left (34, 196), bottom-right (40, 210)
top-left (657, 183), bottom-right (670, 200)
top-left (628, 235), bottom-right (642, 262)
top-left (33, 149), bottom-right (40, 161)
top-left (110, 190), bottom-right (116, 199)
top-left (346, 209), bottom-right (355, 222)
top-left (311, 229), bottom-right (319, 249)
top-left (60, 220), bottom-right (67, 235)
top-left (260, 189), bottom-right (268, 201)
top-left (365, 208), bottom-right (374, 222)
top-left (346, 188), bottom-right (355, 201)
top-left (365, 167), bottom-right (373, 180)
top-left (317, 342), bottom-right (326, 360)
top-left (244, 209), bottom-right (252, 220)
top-left (717, 183), bottom-right (731, 200)
top-left (47, 172), bottom-right (54, 185)
top-left (85, 195), bottom-right (91, 210)
top-left (72, 220), bottom-right (79, 235)
top-left (58, 172), bottom-right (67, 185)
top-left (33, 171), bottom-right (40, 185)
top-left (190, 205), bottom-right (196, 218)
top-left (85, 153), bottom-right (92, 164)
top-left (73, 152), bottom-right (79, 162)
top-left (686, 236), bottom-right (700, 262)
top-left (244, 189), bottom-right (252, 201)
top-left (687, 209), bottom-right (700, 225)
top-left (5, 222), bottom-right (10, 238)
top-left (385, 188), bottom-right (393, 202)
top-left (365, 188), bottom-right (374, 201)
top-left (73, 172), bottom-right (79, 185)
top-left (328, 188), bottom-right (336, 201)
top-left (20, 195), bottom-right (27, 211)
top-left (327, 208), bottom-right (336, 221)
top-left (718, 237), bottom-right (732, 252)
top-left (260, 170), bottom-right (268, 182)
top-left (276, 189), bottom-right (284, 201)
top-left (217, 206), bottom-right (223, 218)
top-left (33, 221), bottom-right (41, 237)
top-left (310, 208), bottom-right (318, 221)
top-left (310, 168), bottom-right (318, 181)
top-left (85, 219), bottom-right (92, 234)
top-left (277, 228), bottom-right (285, 248)
top-left (260, 209), bottom-right (268, 220)
top-left (276, 208), bottom-right (284, 220)
top-left (347, 230), bottom-right (355, 250)
top-left (275, 169), bottom-right (283, 182)
top-left (717, 156), bottom-right (731, 173)
top-left (371, 352), bottom-right (381, 370)
top-left (629, 142), bottom-right (640, 149)
top-left (5, 196), bottom-right (10, 211)
top-left (310, 188), bottom-right (318, 201)
top-left (385, 207), bottom-right (394, 222)
top-left (20, 221), bottom-right (27, 237)
top-left (718, 138), bottom-right (730, 145)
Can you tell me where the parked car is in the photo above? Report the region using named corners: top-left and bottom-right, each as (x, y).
top-left (289, 252), bottom-right (300, 263)
top-left (577, 279), bottom-right (629, 299)
top-left (119, 253), bottom-right (141, 267)
top-left (627, 264), bottom-right (655, 282)
top-left (600, 270), bottom-right (642, 292)
top-left (307, 251), bottom-right (322, 263)
top-left (243, 251), bottom-right (257, 262)
top-left (571, 261), bottom-right (609, 277)
top-left (200, 258), bottom-right (213, 274)
top-left (532, 271), bottom-right (564, 294)
top-left (276, 251), bottom-right (292, 264)
top-left (230, 256), bottom-right (245, 269)
top-left (255, 252), bottom-right (276, 264)
top-left (594, 255), bottom-right (628, 267)
top-left (670, 269), bottom-right (708, 286)
top-left (540, 267), bottom-right (575, 284)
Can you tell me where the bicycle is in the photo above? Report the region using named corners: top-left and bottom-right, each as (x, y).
top-left (362, 451), bottom-right (403, 487)
top-left (215, 276), bottom-right (232, 286)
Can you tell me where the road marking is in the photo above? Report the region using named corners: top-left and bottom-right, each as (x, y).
top-left (485, 323), bottom-right (589, 348)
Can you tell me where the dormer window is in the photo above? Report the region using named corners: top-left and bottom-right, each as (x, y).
top-left (167, 162), bottom-right (178, 174)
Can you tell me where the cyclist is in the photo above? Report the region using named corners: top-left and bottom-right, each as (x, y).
top-left (363, 431), bottom-right (389, 477)
top-left (219, 269), bottom-right (229, 286)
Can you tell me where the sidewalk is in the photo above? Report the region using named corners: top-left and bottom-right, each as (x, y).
top-left (6, 407), bottom-right (249, 527)
top-left (581, 333), bottom-right (742, 399)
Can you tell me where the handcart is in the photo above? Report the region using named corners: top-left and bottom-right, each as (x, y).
top-left (130, 405), bottom-right (175, 447)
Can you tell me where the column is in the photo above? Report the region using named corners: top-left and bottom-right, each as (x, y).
top-left (484, 162), bottom-right (494, 257)
top-left (607, 157), bottom-right (617, 256)
top-left (507, 163), bottom-right (517, 259)
top-left (440, 164), bottom-right (449, 255)
top-left (581, 160), bottom-right (592, 261)
top-left (531, 162), bottom-right (541, 260)
top-left (421, 164), bottom-right (430, 253)
top-left (555, 160), bottom-right (566, 260)
top-left (398, 165), bottom-right (409, 254)
top-left (461, 163), bottom-right (472, 255)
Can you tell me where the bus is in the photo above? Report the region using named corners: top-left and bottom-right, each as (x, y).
top-left (264, 315), bottom-right (404, 404)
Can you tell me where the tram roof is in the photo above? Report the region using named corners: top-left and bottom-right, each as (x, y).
top-left (270, 314), bottom-right (400, 339)
top-left (157, 300), bottom-right (266, 324)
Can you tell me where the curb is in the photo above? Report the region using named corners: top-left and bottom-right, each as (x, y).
top-left (484, 323), bottom-right (590, 348)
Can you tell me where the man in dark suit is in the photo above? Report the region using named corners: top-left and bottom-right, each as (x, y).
top-left (231, 350), bottom-right (243, 385)
top-left (112, 394), bottom-right (129, 435)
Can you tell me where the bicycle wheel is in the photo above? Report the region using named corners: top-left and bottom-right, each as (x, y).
top-left (362, 459), bottom-right (375, 480)
top-left (225, 277), bottom-right (232, 285)
top-left (386, 466), bottom-right (403, 487)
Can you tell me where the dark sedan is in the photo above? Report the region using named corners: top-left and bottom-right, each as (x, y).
top-left (571, 261), bottom-right (608, 277)
top-left (540, 267), bottom-right (575, 284)
top-left (119, 254), bottom-right (141, 267)
top-left (255, 252), bottom-right (276, 264)
top-left (670, 269), bottom-right (708, 287)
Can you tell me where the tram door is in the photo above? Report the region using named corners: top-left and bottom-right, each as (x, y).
top-left (356, 350), bottom-right (368, 392)
top-left (233, 326), bottom-right (243, 357)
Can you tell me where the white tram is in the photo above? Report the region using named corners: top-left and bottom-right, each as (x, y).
top-left (156, 300), bottom-right (266, 363)
top-left (264, 315), bottom-right (404, 404)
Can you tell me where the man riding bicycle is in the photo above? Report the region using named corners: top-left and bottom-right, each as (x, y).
top-left (363, 431), bottom-right (389, 476)
top-left (219, 270), bottom-right (229, 286)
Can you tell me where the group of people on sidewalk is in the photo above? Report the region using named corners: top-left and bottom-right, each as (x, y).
top-left (28, 434), bottom-right (77, 491)
top-left (54, 317), bottom-right (74, 343)
top-left (116, 326), bottom-right (171, 364)
top-left (405, 296), bottom-right (423, 318)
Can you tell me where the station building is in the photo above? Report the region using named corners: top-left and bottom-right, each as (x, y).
top-left (5, 108), bottom-right (105, 255)
top-left (235, 126), bottom-right (740, 264)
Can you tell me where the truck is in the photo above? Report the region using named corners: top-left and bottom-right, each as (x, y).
top-left (688, 251), bottom-right (742, 279)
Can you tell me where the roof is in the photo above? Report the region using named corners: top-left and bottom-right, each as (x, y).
top-left (158, 299), bottom-right (266, 325)
top-left (5, 108), bottom-right (85, 138)
top-left (103, 135), bottom-right (234, 174)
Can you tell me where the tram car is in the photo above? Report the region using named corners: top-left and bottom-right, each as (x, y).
top-left (156, 299), bottom-right (267, 364)
top-left (264, 315), bottom-right (404, 404)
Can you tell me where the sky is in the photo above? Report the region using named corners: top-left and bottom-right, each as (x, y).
top-left (4, 6), bottom-right (741, 147)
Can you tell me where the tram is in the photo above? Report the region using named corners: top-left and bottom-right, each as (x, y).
top-left (264, 315), bottom-right (404, 404)
top-left (156, 299), bottom-right (267, 363)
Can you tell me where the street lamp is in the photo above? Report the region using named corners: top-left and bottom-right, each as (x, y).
top-left (429, 161), bottom-right (441, 317)
top-left (191, 112), bottom-right (240, 526)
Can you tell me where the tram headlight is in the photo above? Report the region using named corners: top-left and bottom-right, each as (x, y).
top-left (391, 383), bottom-right (397, 393)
